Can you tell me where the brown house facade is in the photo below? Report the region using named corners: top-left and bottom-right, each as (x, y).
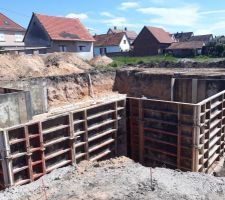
top-left (133, 26), bottom-right (174, 56)
top-left (167, 41), bottom-right (205, 57)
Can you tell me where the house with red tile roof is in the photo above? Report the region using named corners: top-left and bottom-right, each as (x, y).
top-left (0, 13), bottom-right (26, 48)
top-left (167, 41), bottom-right (205, 57)
top-left (93, 32), bottom-right (130, 56)
top-left (107, 27), bottom-right (137, 44)
top-left (133, 26), bottom-right (175, 56)
top-left (24, 13), bottom-right (95, 60)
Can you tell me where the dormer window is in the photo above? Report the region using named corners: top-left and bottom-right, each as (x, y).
top-left (4, 20), bottom-right (9, 25)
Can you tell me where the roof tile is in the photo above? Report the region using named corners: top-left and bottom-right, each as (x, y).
top-left (146, 26), bottom-right (174, 44)
top-left (34, 13), bottom-right (95, 42)
top-left (94, 32), bottom-right (126, 47)
top-left (0, 13), bottom-right (25, 32)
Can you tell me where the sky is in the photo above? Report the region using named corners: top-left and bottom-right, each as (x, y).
top-left (2, 0), bottom-right (225, 35)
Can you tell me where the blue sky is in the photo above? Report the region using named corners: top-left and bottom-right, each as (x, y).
top-left (2, 0), bottom-right (225, 35)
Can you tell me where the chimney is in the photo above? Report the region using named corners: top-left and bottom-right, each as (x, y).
top-left (114, 26), bottom-right (117, 30)
top-left (125, 27), bottom-right (127, 31)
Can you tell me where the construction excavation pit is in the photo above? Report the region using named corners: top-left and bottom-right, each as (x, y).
top-left (2, 57), bottom-right (225, 199)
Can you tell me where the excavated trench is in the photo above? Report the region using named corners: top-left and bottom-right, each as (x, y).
top-left (2, 66), bottom-right (225, 190)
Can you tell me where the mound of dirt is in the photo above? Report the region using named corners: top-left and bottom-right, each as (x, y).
top-left (0, 53), bottom-right (92, 80)
top-left (89, 56), bottom-right (113, 67)
top-left (44, 52), bottom-right (92, 70)
top-left (1, 157), bottom-right (225, 200)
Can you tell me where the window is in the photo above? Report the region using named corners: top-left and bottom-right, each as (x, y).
top-left (15, 33), bottom-right (23, 42)
top-left (100, 48), bottom-right (107, 55)
top-left (124, 40), bottom-right (126, 44)
top-left (0, 33), bottom-right (5, 42)
top-left (78, 46), bottom-right (86, 51)
top-left (59, 45), bottom-right (67, 52)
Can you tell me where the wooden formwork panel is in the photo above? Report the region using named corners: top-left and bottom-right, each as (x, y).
top-left (127, 98), bottom-right (197, 171)
top-left (0, 98), bottom-right (126, 189)
top-left (197, 93), bottom-right (225, 173)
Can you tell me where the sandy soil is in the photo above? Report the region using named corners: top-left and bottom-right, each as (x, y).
top-left (0, 53), bottom-right (92, 80)
top-left (89, 56), bottom-right (113, 67)
top-left (1, 157), bottom-right (225, 200)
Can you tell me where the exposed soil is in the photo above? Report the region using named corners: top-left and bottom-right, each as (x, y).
top-left (1, 157), bottom-right (225, 200)
top-left (46, 70), bottom-right (117, 107)
top-left (89, 56), bottom-right (113, 67)
top-left (0, 53), bottom-right (92, 80)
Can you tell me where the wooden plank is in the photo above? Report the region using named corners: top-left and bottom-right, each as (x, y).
top-left (139, 99), bottom-right (144, 164)
top-left (177, 104), bottom-right (181, 169)
top-left (84, 110), bottom-right (89, 160)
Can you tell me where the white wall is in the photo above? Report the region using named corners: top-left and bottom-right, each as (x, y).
top-left (48, 41), bottom-right (94, 60)
top-left (0, 31), bottom-right (25, 47)
top-left (119, 35), bottom-right (130, 51)
top-left (74, 41), bottom-right (94, 60)
top-left (94, 35), bottom-right (130, 56)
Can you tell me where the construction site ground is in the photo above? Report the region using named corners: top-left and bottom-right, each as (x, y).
top-left (0, 157), bottom-right (225, 200)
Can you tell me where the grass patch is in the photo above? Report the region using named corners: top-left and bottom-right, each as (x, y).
top-left (110, 55), bottom-right (177, 67)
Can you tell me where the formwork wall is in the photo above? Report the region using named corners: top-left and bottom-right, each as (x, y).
top-left (127, 93), bottom-right (225, 173)
top-left (0, 89), bottom-right (32, 128)
top-left (0, 99), bottom-right (126, 189)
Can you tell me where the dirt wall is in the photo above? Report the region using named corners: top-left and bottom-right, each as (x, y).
top-left (46, 70), bottom-right (116, 107)
top-left (114, 68), bottom-right (172, 101)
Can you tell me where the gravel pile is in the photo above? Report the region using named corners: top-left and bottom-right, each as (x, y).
top-left (1, 157), bottom-right (225, 200)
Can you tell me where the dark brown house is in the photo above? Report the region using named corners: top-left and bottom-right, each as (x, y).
top-left (167, 41), bottom-right (205, 57)
top-left (172, 32), bottom-right (193, 42)
top-left (188, 34), bottom-right (213, 43)
top-left (133, 26), bottom-right (174, 56)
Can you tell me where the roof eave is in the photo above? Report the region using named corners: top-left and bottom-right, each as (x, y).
top-left (52, 39), bottom-right (95, 42)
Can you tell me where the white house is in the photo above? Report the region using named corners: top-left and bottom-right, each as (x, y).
top-left (93, 32), bottom-right (130, 56)
top-left (0, 13), bottom-right (26, 48)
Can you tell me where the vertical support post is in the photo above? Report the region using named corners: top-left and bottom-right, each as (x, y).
top-left (0, 130), bottom-right (11, 188)
top-left (127, 98), bottom-right (132, 159)
top-left (39, 122), bottom-right (46, 175)
top-left (113, 101), bottom-right (118, 156)
top-left (83, 110), bottom-right (89, 160)
top-left (2, 130), bottom-right (14, 187)
top-left (192, 79), bottom-right (198, 104)
top-left (69, 112), bottom-right (76, 165)
top-left (25, 125), bottom-right (33, 182)
top-left (177, 104), bottom-right (181, 169)
top-left (138, 99), bottom-right (144, 164)
top-left (192, 105), bottom-right (201, 172)
top-left (171, 78), bottom-right (176, 101)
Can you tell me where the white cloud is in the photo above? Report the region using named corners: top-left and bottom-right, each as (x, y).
top-left (102, 17), bottom-right (128, 26)
top-left (66, 13), bottom-right (88, 20)
top-left (200, 9), bottom-right (225, 15)
top-left (195, 21), bottom-right (225, 35)
top-left (100, 12), bottom-right (115, 18)
top-left (137, 5), bottom-right (200, 27)
top-left (119, 2), bottom-right (139, 10)
top-left (149, 0), bottom-right (166, 4)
